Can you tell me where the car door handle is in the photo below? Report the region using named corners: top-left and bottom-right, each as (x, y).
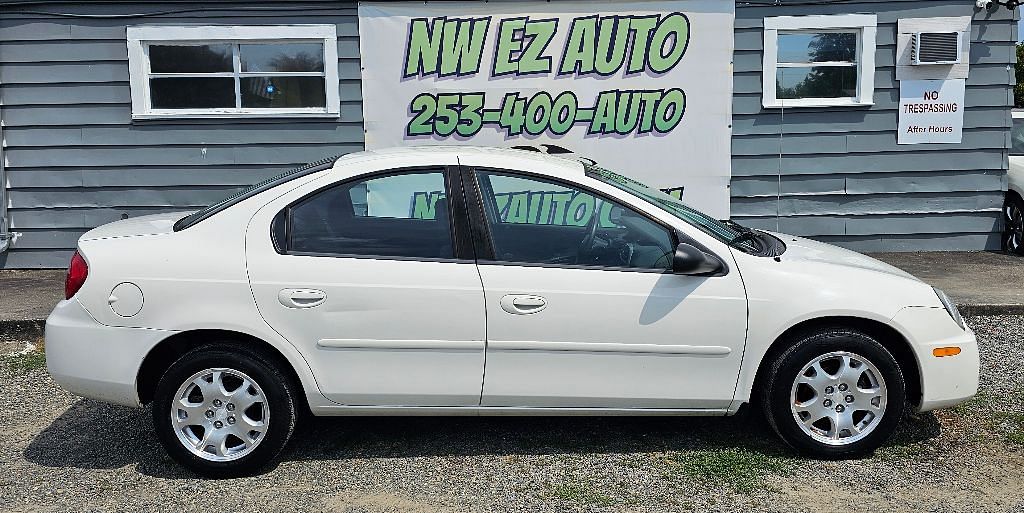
top-left (278, 288), bottom-right (326, 309)
top-left (500, 294), bottom-right (547, 315)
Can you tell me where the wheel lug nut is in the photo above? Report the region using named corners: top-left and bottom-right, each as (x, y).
top-left (838, 384), bottom-right (848, 392)
top-left (214, 421), bottom-right (224, 429)
top-left (836, 405), bottom-right (845, 413)
top-left (823, 399), bottom-right (833, 407)
top-left (212, 399), bottom-right (223, 407)
top-left (226, 403), bottom-right (235, 411)
top-left (227, 416), bottom-right (236, 425)
top-left (846, 395), bottom-right (855, 403)
top-left (205, 410), bottom-right (214, 419)
top-left (824, 386), bottom-right (835, 394)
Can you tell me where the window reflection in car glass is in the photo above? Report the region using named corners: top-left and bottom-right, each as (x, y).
top-left (486, 174), bottom-right (621, 228)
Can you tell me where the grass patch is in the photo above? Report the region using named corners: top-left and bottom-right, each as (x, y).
top-left (548, 480), bottom-right (614, 507)
top-left (950, 389), bottom-right (996, 416)
top-left (667, 446), bottom-right (794, 494)
top-left (3, 339), bottom-right (46, 374)
top-left (875, 439), bottom-right (931, 460)
top-left (873, 411), bottom-right (944, 461)
top-left (4, 348), bottom-right (46, 373)
top-left (951, 387), bottom-right (1024, 447)
top-left (993, 412), bottom-right (1024, 446)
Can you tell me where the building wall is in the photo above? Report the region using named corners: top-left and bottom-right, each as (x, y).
top-left (0, 1), bottom-right (1017, 268)
top-left (731, 0), bottom-right (1016, 252)
top-left (0, 2), bottom-right (365, 268)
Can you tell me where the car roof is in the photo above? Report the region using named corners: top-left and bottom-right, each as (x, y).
top-left (333, 145), bottom-right (589, 178)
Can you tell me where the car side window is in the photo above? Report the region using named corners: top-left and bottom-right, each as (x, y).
top-left (1012, 118), bottom-right (1024, 156)
top-left (285, 170), bottom-right (453, 259)
top-left (475, 170), bottom-right (674, 270)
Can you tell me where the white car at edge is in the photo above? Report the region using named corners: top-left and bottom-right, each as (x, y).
top-left (46, 147), bottom-right (979, 477)
top-left (1006, 110), bottom-right (1024, 254)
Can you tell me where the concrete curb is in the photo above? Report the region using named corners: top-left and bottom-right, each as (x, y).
top-left (0, 304), bottom-right (1020, 341)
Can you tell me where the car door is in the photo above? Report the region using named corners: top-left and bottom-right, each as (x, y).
top-left (245, 161), bottom-right (486, 406)
top-left (465, 167), bottom-right (748, 410)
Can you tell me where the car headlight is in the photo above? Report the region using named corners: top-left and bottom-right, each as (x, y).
top-left (933, 287), bottom-right (965, 330)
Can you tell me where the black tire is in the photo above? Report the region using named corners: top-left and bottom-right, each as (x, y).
top-left (152, 343), bottom-right (298, 478)
top-left (1004, 194), bottom-right (1024, 255)
top-left (760, 328), bottom-right (905, 459)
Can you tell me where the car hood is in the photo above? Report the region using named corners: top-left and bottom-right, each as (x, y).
top-left (768, 232), bottom-right (920, 282)
top-left (80, 211), bottom-right (194, 241)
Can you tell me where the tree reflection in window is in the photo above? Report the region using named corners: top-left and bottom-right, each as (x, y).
top-left (776, 32), bottom-right (858, 100)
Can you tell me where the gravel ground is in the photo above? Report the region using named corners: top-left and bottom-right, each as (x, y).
top-left (0, 316), bottom-right (1022, 513)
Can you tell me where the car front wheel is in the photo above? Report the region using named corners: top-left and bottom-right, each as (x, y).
top-left (152, 343), bottom-right (298, 478)
top-left (761, 328), bottom-right (905, 458)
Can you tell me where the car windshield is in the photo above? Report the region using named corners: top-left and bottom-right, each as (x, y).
top-left (1012, 116), bottom-right (1024, 156)
top-left (585, 164), bottom-right (762, 253)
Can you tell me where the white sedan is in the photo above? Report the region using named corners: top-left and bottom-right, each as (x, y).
top-left (46, 147), bottom-right (979, 477)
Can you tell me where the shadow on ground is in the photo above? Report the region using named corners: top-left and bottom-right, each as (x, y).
top-left (23, 399), bottom-right (944, 479)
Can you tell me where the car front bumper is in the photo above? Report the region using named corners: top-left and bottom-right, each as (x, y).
top-left (891, 306), bottom-right (980, 412)
top-left (45, 298), bottom-right (173, 407)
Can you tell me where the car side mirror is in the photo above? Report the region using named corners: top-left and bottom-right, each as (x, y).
top-left (672, 243), bottom-right (723, 275)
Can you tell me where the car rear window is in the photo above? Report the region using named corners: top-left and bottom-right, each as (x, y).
top-left (172, 155), bottom-right (341, 232)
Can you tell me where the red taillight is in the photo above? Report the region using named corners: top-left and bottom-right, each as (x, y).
top-left (65, 250), bottom-right (88, 300)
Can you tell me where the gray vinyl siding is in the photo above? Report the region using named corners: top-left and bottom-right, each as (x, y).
top-left (0, 1), bottom-right (1016, 268)
top-left (0, 2), bottom-right (365, 268)
top-left (731, 0), bottom-right (1016, 252)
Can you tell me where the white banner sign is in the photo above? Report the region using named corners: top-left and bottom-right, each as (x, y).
top-left (357, 0), bottom-right (735, 218)
top-left (898, 79), bottom-right (966, 145)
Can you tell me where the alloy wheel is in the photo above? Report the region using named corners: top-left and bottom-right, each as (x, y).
top-left (171, 367), bottom-right (269, 462)
top-left (789, 351), bottom-right (887, 446)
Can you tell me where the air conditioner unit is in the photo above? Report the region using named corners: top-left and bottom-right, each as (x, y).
top-left (911, 32), bottom-right (962, 65)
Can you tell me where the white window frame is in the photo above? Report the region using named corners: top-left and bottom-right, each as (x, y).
top-left (762, 14), bottom-right (877, 108)
top-left (127, 25), bottom-right (339, 119)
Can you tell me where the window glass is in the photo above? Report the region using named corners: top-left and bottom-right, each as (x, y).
top-left (142, 40), bottom-right (328, 112)
top-left (149, 44), bottom-right (233, 73)
top-left (150, 77), bottom-right (235, 108)
top-left (585, 165), bottom-right (762, 255)
top-left (1012, 117), bottom-right (1024, 156)
top-left (777, 32), bottom-right (856, 63)
top-left (288, 171), bottom-right (453, 259)
top-left (477, 171), bottom-right (673, 270)
top-left (772, 28), bottom-right (863, 103)
top-left (240, 76), bottom-right (326, 108)
top-left (776, 66), bottom-right (857, 100)
top-left (240, 43), bottom-right (325, 72)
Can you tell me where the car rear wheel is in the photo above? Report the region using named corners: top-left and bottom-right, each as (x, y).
top-left (760, 328), bottom-right (905, 458)
top-left (1005, 194), bottom-right (1024, 255)
top-left (152, 343), bottom-right (298, 478)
